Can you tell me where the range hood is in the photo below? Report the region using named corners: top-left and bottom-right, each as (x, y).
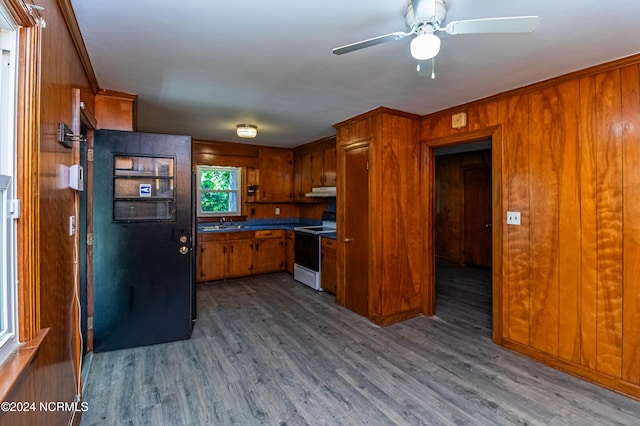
top-left (305, 186), bottom-right (336, 197)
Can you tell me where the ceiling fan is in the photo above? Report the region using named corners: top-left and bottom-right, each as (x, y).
top-left (332, 0), bottom-right (539, 76)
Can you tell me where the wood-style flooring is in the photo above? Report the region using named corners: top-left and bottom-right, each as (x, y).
top-left (81, 271), bottom-right (640, 425)
top-left (435, 259), bottom-right (492, 338)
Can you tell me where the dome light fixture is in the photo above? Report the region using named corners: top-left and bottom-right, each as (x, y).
top-left (236, 124), bottom-right (258, 139)
top-left (410, 27), bottom-right (441, 60)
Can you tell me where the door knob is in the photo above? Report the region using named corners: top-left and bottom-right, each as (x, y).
top-left (179, 246), bottom-right (189, 255)
top-left (485, 223), bottom-right (492, 228)
top-left (343, 238), bottom-right (353, 243)
top-left (179, 235), bottom-right (188, 243)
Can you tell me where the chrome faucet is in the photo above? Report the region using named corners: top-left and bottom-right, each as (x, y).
top-left (219, 216), bottom-right (226, 227)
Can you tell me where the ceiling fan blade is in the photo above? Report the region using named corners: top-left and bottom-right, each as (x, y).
top-left (332, 31), bottom-right (412, 55)
top-left (444, 16), bottom-right (539, 35)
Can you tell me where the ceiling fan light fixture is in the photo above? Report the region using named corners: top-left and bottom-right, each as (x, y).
top-left (410, 32), bottom-right (441, 60)
top-left (236, 124), bottom-right (258, 138)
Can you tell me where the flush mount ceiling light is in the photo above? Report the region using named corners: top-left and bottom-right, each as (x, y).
top-left (236, 124), bottom-right (258, 139)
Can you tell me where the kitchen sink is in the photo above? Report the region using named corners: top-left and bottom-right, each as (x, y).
top-left (200, 224), bottom-right (245, 231)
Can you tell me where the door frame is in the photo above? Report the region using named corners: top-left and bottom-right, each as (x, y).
top-left (421, 125), bottom-right (504, 344)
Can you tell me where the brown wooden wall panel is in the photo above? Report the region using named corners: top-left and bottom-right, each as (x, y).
top-left (578, 75), bottom-right (599, 370)
top-left (556, 80), bottom-right (582, 363)
top-left (468, 101), bottom-right (499, 131)
top-left (594, 69), bottom-right (624, 379)
top-left (423, 55), bottom-right (640, 399)
top-left (503, 94), bottom-right (531, 346)
top-left (435, 155), bottom-right (463, 263)
top-left (0, 0), bottom-right (97, 423)
top-left (378, 114), bottom-right (422, 317)
top-left (435, 150), bottom-right (491, 264)
top-left (528, 87), bottom-right (560, 356)
top-left (621, 64), bottom-right (640, 385)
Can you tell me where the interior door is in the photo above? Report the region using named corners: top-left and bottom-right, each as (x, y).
top-left (464, 167), bottom-right (492, 268)
top-left (93, 130), bottom-right (194, 352)
top-left (344, 145), bottom-right (369, 317)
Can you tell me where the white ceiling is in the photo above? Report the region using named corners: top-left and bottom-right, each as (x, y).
top-left (71, 0), bottom-right (640, 148)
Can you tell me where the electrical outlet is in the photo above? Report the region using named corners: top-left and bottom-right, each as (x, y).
top-left (275, 207), bottom-right (280, 215)
top-left (506, 211), bottom-right (521, 225)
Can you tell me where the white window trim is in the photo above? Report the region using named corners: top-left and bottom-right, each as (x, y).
top-left (196, 165), bottom-right (243, 217)
top-left (0, 3), bottom-right (18, 366)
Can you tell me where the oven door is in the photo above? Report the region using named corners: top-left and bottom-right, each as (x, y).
top-left (294, 231), bottom-right (319, 271)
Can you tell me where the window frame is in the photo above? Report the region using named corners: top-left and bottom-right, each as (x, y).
top-left (0, 12), bottom-right (18, 365)
top-left (196, 165), bottom-right (243, 217)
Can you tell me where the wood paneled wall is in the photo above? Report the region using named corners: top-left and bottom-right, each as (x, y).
top-left (421, 55), bottom-right (640, 398)
top-left (192, 139), bottom-right (327, 220)
top-left (335, 108), bottom-right (423, 325)
top-left (1, 0), bottom-right (94, 424)
top-left (435, 149), bottom-right (491, 263)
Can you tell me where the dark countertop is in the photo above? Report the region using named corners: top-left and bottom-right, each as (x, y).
top-left (197, 217), bottom-right (320, 234)
top-left (197, 218), bottom-right (337, 240)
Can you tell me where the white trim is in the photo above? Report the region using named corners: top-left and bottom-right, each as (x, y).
top-left (0, 1), bottom-right (18, 366)
top-left (196, 165), bottom-right (243, 217)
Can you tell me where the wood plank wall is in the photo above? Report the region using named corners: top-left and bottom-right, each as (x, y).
top-left (435, 149), bottom-right (491, 263)
top-left (192, 139), bottom-right (326, 220)
top-left (422, 55), bottom-right (640, 398)
top-left (1, 1), bottom-right (95, 425)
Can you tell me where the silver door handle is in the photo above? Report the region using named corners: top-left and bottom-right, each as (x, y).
top-left (343, 238), bottom-right (353, 243)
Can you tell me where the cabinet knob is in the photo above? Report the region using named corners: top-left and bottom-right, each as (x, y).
top-left (343, 238), bottom-right (353, 243)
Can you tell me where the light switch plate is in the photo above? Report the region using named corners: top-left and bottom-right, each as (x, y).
top-left (506, 211), bottom-right (521, 225)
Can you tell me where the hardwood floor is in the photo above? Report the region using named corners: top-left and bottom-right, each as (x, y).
top-left (81, 272), bottom-right (640, 425)
top-left (435, 259), bottom-right (492, 338)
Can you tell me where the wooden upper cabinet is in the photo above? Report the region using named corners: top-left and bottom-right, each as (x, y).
top-left (95, 89), bottom-right (137, 131)
top-left (258, 147), bottom-right (293, 202)
top-left (322, 146), bottom-right (337, 186)
top-left (293, 152), bottom-right (313, 201)
top-left (310, 151), bottom-right (324, 187)
top-left (292, 136), bottom-right (337, 201)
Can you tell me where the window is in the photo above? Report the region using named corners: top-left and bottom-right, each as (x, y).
top-left (196, 166), bottom-right (242, 217)
top-left (0, 9), bottom-right (18, 364)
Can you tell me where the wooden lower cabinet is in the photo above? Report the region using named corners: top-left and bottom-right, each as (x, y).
top-left (285, 230), bottom-right (295, 273)
top-left (197, 234), bottom-right (228, 282)
top-left (254, 230), bottom-right (285, 274)
top-left (197, 230), bottom-right (285, 282)
top-left (321, 237), bottom-right (337, 294)
top-left (228, 234), bottom-right (255, 277)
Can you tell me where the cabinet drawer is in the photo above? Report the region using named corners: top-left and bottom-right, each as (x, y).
top-left (198, 232), bottom-right (228, 242)
top-left (321, 237), bottom-right (336, 249)
top-left (255, 229), bottom-right (282, 239)
top-left (229, 231), bottom-right (255, 241)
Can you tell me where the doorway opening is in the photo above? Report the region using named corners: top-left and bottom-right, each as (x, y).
top-left (433, 139), bottom-right (492, 339)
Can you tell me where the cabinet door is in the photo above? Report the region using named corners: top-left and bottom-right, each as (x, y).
top-left (322, 146), bottom-right (337, 187)
top-left (310, 151), bottom-right (324, 187)
top-left (300, 153), bottom-right (313, 200)
top-left (321, 239), bottom-right (337, 294)
top-left (228, 240), bottom-right (254, 277)
top-left (258, 147), bottom-right (293, 201)
top-left (254, 237), bottom-right (285, 274)
top-left (293, 157), bottom-right (304, 201)
top-left (285, 231), bottom-right (295, 273)
top-left (198, 241), bottom-right (226, 282)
